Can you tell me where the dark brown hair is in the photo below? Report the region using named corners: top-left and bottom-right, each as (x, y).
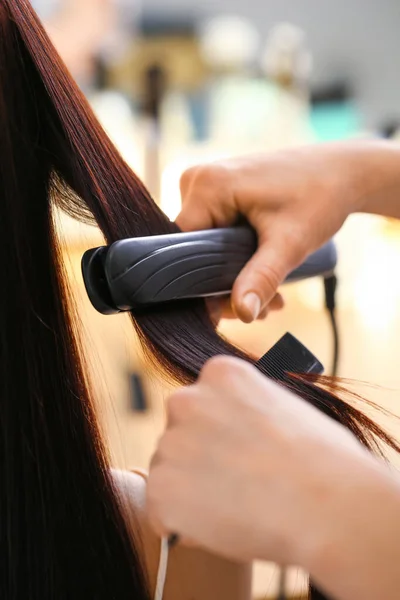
top-left (0, 2), bottom-right (398, 600)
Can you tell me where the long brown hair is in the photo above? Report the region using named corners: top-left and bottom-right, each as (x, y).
top-left (1, 2), bottom-right (398, 599)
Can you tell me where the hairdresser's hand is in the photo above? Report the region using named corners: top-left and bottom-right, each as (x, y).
top-left (147, 356), bottom-right (400, 600)
top-left (178, 141), bottom-right (400, 323)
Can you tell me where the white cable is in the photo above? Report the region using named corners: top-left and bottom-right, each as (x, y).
top-left (154, 537), bottom-right (169, 600)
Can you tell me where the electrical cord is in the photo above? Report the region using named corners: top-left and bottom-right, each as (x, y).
top-left (277, 273), bottom-right (340, 600)
top-left (324, 273), bottom-right (339, 377)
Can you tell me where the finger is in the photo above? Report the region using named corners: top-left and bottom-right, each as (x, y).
top-left (221, 299), bottom-right (265, 320)
top-left (206, 298), bottom-right (237, 321)
top-left (257, 307), bottom-right (269, 320)
top-left (177, 167), bottom-right (216, 231)
top-left (219, 299), bottom-right (237, 319)
top-left (206, 297), bottom-right (224, 325)
top-left (269, 293), bottom-right (285, 311)
top-left (176, 200), bottom-right (236, 233)
top-left (239, 293), bottom-right (283, 319)
top-left (209, 293), bottom-right (283, 322)
top-left (176, 203), bottom-right (215, 233)
top-left (177, 165), bottom-right (237, 232)
top-left (232, 233), bottom-right (305, 323)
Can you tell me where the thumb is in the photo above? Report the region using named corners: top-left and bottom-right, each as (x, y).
top-left (232, 233), bottom-right (306, 323)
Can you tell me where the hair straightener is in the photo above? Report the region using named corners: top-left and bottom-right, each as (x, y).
top-left (81, 225), bottom-right (337, 316)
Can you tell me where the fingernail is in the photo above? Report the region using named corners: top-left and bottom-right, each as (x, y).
top-left (241, 293), bottom-right (261, 322)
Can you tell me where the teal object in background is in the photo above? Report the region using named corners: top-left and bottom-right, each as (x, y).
top-left (309, 101), bottom-right (361, 141)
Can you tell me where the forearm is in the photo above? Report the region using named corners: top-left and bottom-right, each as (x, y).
top-left (302, 458), bottom-right (400, 600)
top-left (346, 140), bottom-right (400, 219)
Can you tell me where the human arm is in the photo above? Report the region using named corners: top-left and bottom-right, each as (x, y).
top-left (113, 469), bottom-right (251, 600)
top-left (178, 140), bottom-right (400, 322)
top-left (146, 357), bottom-right (400, 600)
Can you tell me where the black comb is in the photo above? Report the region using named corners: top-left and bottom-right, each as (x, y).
top-left (256, 333), bottom-right (323, 379)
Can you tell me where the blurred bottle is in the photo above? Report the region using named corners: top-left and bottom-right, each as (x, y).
top-left (199, 14), bottom-right (264, 150)
top-left (262, 22), bottom-right (312, 98)
top-left (129, 12), bottom-right (201, 204)
top-left (200, 17), bottom-right (315, 151)
top-left (259, 22), bottom-right (315, 147)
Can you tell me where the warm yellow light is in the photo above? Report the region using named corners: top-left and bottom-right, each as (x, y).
top-left (352, 232), bottom-right (400, 332)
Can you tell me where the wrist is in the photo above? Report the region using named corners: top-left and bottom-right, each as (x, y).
top-left (302, 456), bottom-right (400, 600)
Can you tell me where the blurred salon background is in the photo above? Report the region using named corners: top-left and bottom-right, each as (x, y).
top-left (33, 1), bottom-right (400, 598)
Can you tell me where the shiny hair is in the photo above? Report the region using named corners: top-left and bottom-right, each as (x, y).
top-left (1, 2), bottom-right (398, 599)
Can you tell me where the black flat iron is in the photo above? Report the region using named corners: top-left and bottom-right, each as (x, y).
top-left (81, 226), bottom-right (337, 315)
